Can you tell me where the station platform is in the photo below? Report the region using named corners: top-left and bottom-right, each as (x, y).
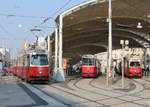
top-left (0, 73), bottom-right (48, 107)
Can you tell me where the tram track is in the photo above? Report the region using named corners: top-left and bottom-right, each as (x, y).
top-left (127, 78), bottom-right (150, 106)
top-left (131, 79), bottom-right (147, 93)
top-left (12, 75), bottom-right (89, 107)
top-left (90, 77), bottom-right (150, 107)
top-left (88, 76), bottom-right (137, 95)
top-left (50, 76), bottom-right (148, 106)
top-left (69, 76), bottom-right (149, 107)
top-left (140, 77), bottom-right (150, 87)
top-left (73, 77), bottom-right (121, 98)
top-left (32, 76), bottom-right (111, 106)
top-left (10, 74), bottom-right (150, 107)
top-left (72, 78), bottom-right (130, 105)
top-left (33, 83), bottom-right (106, 106)
top-left (89, 78), bottom-right (123, 94)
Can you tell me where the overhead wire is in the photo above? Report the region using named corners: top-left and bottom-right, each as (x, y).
top-left (0, 23), bottom-right (29, 41)
top-left (35, 0), bottom-right (88, 29)
top-left (0, 12), bottom-right (46, 40)
top-left (0, 23), bottom-right (17, 39)
top-left (51, 0), bottom-right (73, 17)
top-left (36, 0), bottom-right (73, 27)
top-left (0, 0), bottom-right (79, 42)
top-left (0, 1), bottom-right (75, 54)
top-left (0, 13), bottom-right (46, 19)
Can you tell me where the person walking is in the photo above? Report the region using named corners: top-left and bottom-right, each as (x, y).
top-left (146, 65), bottom-right (149, 76)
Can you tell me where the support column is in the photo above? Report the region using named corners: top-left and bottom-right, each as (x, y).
top-left (53, 25), bottom-right (58, 81)
top-left (47, 35), bottom-right (52, 79)
top-left (58, 15), bottom-right (65, 81)
top-left (47, 35), bottom-right (51, 61)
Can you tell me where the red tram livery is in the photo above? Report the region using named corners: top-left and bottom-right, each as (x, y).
top-left (124, 57), bottom-right (142, 77)
top-left (81, 55), bottom-right (101, 77)
top-left (116, 56), bottom-right (143, 77)
top-left (11, 46), bottom-right (49, 82)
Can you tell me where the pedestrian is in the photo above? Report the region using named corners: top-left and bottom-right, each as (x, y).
top-left (73, 64), bottom-right (77, 74)
top-left (67, 64), bottom-right (73, 76)
top-left (146, 66), bottom-right (149, 76)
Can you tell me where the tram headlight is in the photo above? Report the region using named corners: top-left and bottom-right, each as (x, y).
top-left (39, 71), bottom-right (42, 74)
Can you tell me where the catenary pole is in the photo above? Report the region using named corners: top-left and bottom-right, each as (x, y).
top-left (107, 0), bottom-right (112, 86)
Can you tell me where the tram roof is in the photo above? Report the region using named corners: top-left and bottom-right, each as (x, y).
top-left (51, 0), bottom-right (150, 61)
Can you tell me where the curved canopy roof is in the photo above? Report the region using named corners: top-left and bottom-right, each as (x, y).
top-left (52, 0), bottom-right (150, 60)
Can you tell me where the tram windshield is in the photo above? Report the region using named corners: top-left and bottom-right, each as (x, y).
top-left (130, 61), bottom-right (140, 67)
top-left (82, 58), bottom-right (94, 66)
top-left (31, 54), bottom-right (48, 66)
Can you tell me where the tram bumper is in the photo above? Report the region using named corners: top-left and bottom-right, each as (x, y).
top-left (81, 73), bottom-right (96, 77)
top-left (129, 72), bottom-right (142, 77)
top-left (30, 76), bottom-right (49, 81)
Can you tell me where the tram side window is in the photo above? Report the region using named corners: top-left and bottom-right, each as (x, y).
top-left (20, 56), bottom-right (25, 66)
top-left (24, 56), bottom-right (28, 66)
top-left (31, 55), bottom-right (48, 66)
top-left (17, 58), bottom-right (19, 66)
top-left (18, 57), bottom-right (21, 66)
top-left (27, 55), bottom-right (30, 66)
top-left (130, 62), bottom-right (140, 67)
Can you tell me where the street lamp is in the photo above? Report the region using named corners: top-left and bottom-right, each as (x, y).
top-left (137, 22), bottom-right (143, 29)
top-left (120, 40), bottom-right (129, 88)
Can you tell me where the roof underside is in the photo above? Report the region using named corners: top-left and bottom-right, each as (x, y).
top-left (52, 0), bottom-right (150, 61)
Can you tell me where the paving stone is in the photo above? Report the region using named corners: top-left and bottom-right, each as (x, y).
top-left (135, 90), bottom-right (150, 98)
top-left (118, 95), bottom-right (142, 101)
top-left (0, 82), bottom-right (35, 107)
top-left (111, 102), bottom-right (144, 107)
top-left (71, 101), bottom-right (103, 107)
top-left (97, 98), bottom-right (125, 106)
top-left (133, 99), bottom-right (150, 106)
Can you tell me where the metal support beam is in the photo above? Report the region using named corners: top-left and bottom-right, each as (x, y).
top-left (107, 0), bottom-right (112, 86)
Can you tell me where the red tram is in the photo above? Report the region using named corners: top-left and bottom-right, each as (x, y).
top-left (81, 55), bottom-right (101, 77)
top-left (11, 46), bottom-right (49, 82)
top-left (116, 56), bottom-right (143, 77)
top-left (124, 57), bottom-right (142, 77)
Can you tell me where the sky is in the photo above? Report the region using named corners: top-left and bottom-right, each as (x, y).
top-left (0, 0), bottom-right (88, 57)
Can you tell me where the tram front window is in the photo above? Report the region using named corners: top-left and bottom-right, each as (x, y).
top-left (82, 58), bottom-right (94, 65)
top-left (130, 62), bottom-right (140, 67)
top-left (31, 55), bottom-right (48, 66)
